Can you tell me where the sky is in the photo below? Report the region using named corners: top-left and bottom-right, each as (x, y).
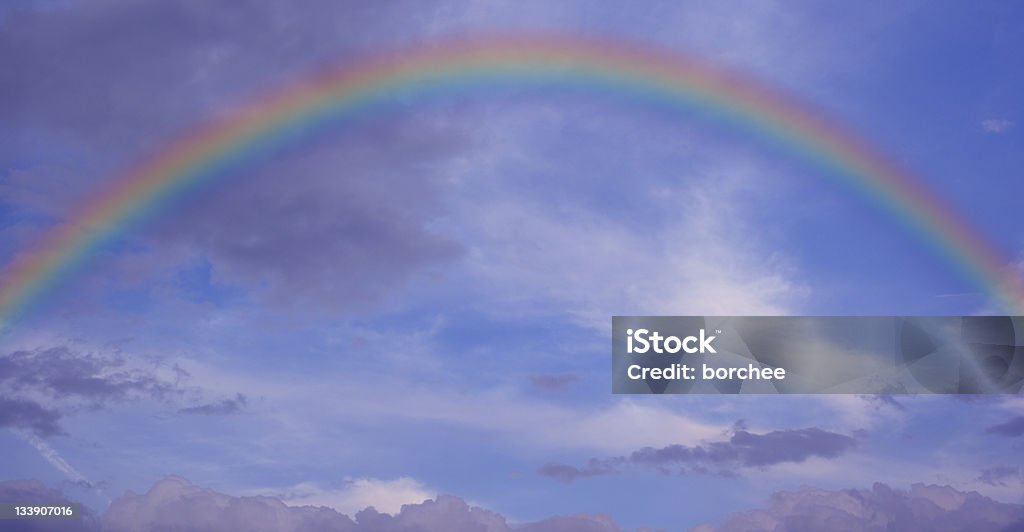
top-left (1, 1), bottom-right (1023, 531)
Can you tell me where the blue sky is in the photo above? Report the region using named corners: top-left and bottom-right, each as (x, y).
top-left (1, 1), bottom-right (1023, 531)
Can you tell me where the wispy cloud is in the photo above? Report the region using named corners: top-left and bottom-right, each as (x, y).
top-left (178, 393), bottom-right (248, 416)
top-left (447, 162), bottom-right (805, 330)
top-left (985, 415), bottom-right (1024, 437)
top-left (540, 426), bottom-right (857, 482)
top-left (14, 429), bottom-right (93, 490)
top-left (981, 118), bottom-right (1014, 133)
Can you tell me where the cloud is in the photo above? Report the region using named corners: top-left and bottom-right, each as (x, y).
top-left (272, 477), bottom-right (434, 516)
top-left (694, 483), bottom-right (1024, 532)
top-left (314, 388), bottom-right (726, 454)
top-left (101, 476), bottom-right (357, 532)
top-left (950, 394), bottom-right (1005, 405)
top-left (0, 396), bottom-right (63, 436)
top-left (528, 373), bottom-right (581, 392)
top-left (0, 344), bottom-right (238, 485)
top-left (518, 514), bottom-right (622, 532)
top-left (0, 346), bottom-right (177, 406)
top-left (0, 344), bottom-right (248, 437)
top-left (351, 495), bottom-right (510, 532)
top-left (178, 393), bottom-right (248, 415)
top-left (13, 429), bottom-right (93, 489)
top-left (977, 466), bottom-right (1024, 488)
top-left (981, 119), bottom-right (1014, 133)
top-left (1, 0), bottom-right (469, 313)
top-left (725, 427), bottom-right (856, 466)
top-left (985, 415), bottom-right (1024, 437)
top-left (147, 122), bottom-right (464, 311)
top-left (13, 475), bottom-right (1024, 531)
top-left (99, 476), bottom-right (622, 532)
top-left (859, 394), bottom-right (905, 411)
top-left (1, 1), bottom-right (820, 322)
top-left (0, 0), bottom-right (442, 154)
top-left (539, 427), bottom-right (857, 482)
top-left (451, 164), bottom-right (805, 330)
top-left (537, 461), bottom-right (617, 483)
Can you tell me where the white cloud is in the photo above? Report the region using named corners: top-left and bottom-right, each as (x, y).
top-left (274, 477), bottom-right (434, 516)
top-left (981, 118), bottom-right (1014, 133)
top-left (448, 165), bottom-right (805, 331)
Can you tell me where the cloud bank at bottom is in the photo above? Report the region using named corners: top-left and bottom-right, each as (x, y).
top-left (2, 475), bottom-right (1023, 531)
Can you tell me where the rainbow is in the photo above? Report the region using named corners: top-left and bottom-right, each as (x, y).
top-left (1, 35), bottom-right (1021, 329)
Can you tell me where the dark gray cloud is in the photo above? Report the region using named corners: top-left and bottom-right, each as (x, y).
top-left (0, 347), bottom-right (176, 406)
top-left (146, 122), bottom-right (464, 310)
top-left (178, 393), bottom-right (248, 415)
top-left (528, 373), bottom-right (581, 392)
top-left (725, 427), bottom-right (856, 466)
top-left (0, 0), bottom-right (438, 157)
top-left (694, 483), bottom-right (1024, 532)
top-left (985, 415), bottom-right (1024, 437)
top-left (0, 396), bottom-right (63, 437)
top-left (537, 461), bottom-right (615, 483)
top-left (0, 0), bottom-right (466, 311)
top-left (978, 466), bottom-right (1024, 487)
top-left (0, 345), bottom-right (243, 436)
top-left (859, 394), bottom-right (905, 411)
top-left (540, 427), bottom-right (857, 482)
top-left (97, 476), bottom-right (622, 532)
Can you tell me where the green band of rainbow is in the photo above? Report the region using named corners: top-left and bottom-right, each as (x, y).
top-left (2, 35), bottom-right (1021, 328)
